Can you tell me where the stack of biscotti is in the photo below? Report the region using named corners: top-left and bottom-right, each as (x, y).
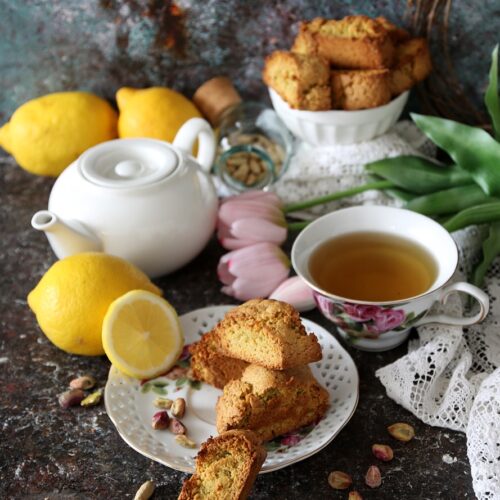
top-left (190, 330), bottom-right (250, 389)
top-left (178, 430), bottom-right (267, 500)
top-left (189, 299), bottom-right (329, 443)
top-left (263, 15), bottom-right (432, 111)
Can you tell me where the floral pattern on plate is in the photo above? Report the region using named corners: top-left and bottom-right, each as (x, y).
top-left (105, 305), bottom-right (359, 473)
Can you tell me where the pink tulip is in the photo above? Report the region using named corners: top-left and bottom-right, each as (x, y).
top-left (217, 192), bottom-right (287, 250)
top-left (218, 242), bottom-right (290, 301)
top-left (269, 276), bottom-right (316, 312)
top-left (221, 190), bottom-right (283, 208)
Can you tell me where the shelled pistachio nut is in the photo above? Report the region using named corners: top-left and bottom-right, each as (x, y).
top-left (69, 375), bottom-right (96, 391)
top-left (387, 422), bottom-right (415, 442)
top-left (328, 471), bottom-right (352, 490)
top-left (58, 389), bottom-right (85, 409)
top-left (133, 480), bottom-right (155, 500)
top-left (81, 390), bottom-right (103, 407)
top-left (175, 435), bottom-right (196, 449)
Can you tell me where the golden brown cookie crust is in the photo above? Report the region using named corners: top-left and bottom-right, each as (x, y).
top-left (262, 50), bottom-right (331, 110)
top-left (331, 69), bottom-right (391, 110)
top-left (178, 430), bottom-right (267, 500)
top-left (292, 16), bottom-right (395, 69)
top-left (216, 364), bottom-right (330, 442)
top-left (189, 331), bottom-right (249, 390)
top-left (389, 38), bottom-right (432, 96)
top-left (214, 299), bottom-right (323, 370)
top-left (375, 16), bottom-right (411, 44)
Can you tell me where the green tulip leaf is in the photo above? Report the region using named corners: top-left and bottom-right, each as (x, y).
top-left (485, 45), bottom-right (500, 141)
top-left (411, 113), bottom-right (500, 196)
top-left (366, 155), bottom-right (471, 194)
top-left (473, 222), bottom-right (500, 288)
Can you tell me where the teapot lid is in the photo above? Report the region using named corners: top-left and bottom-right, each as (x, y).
top-left (79, 138), bottom-right (179, 188)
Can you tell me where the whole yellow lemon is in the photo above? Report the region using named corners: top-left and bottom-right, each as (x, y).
top-left (27, 253), bottom-right (161, 356)
top-left (0, 91), bottom-right (117, 177)
top-left (117, 87), bottom-right (202, 142)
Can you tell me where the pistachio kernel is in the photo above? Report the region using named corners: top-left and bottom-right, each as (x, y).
top-left (151, 411), bottom-right (170, 430)
top-left (365, 465), bottom-right (382, 488)
top-left (372, 443), bottom-right (394, 462)
top-left (348, 492), bottom-right (363, 500)
top-left (175, 435), bottom-right (196, 449)
top-left (58, 389), bottom-right (85, 409)
top-left (327, 470), bottom-right (352, 490)
top-left (388, 422), bottom-right (415, 442)
top-left (171, 398), bottom-right (186, 418)
top-left (133, 480), bottom-right (155, 500)
top-left (169, 417), bottom-right (186, 435)
top-left (166, 365), bottom-right (189, 380)
top-left (153, 397), bottom-right (173, 409)
top-left (69, 375), bottom-right (96, 391)
top-left (81, 390), bottom-right (103, 407)
top-left (225, 151), bottom-right (267, 186)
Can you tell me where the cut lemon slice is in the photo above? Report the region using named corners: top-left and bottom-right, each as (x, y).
top-left (102, 290), bottom-right (184, 379)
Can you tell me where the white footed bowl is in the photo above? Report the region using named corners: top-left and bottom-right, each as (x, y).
top-left (269, 88), bottom-right (409, 146)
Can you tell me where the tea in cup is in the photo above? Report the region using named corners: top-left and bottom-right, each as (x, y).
top-left (291, 205), bottom-right (489, 351)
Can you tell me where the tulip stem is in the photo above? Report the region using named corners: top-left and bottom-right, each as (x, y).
top-left (288, 221), bottom-right (310, 231)
top-left (283, 180), bottom-right (396, 213)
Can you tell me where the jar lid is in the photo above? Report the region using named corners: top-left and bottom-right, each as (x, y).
top-left (79, 138), bottom-right (179, 188)
top-left (192, 76), bottom-right (242, 126)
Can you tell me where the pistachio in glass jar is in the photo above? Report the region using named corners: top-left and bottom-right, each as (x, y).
top-left (193, 77), bottom-right (293, 191)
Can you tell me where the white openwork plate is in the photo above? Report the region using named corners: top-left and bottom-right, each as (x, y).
top-left (105, 305), bottom-right (359, 473)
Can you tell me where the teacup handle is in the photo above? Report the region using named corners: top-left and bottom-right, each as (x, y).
top-left (415, 282), bottom-right (490, 327)
top-left (173, 117), bottom-right (216, 172)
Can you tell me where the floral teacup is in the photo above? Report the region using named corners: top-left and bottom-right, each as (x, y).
top-left (291, 205), bottom-right (490, 351)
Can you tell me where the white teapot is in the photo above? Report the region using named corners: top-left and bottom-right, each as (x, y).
top-left (32, 118), bottom-right (218, 278)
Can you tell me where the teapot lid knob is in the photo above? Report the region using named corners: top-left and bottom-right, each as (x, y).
top-left (114, 160), bottom-right (144, 178)
top-left (79, 139), bottom-right (178, 188)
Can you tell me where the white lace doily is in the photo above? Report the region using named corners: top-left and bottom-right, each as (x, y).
top-left (270, 121), bottom-right (436, 216)
top-left (216, 121), bottom-right (499, 499)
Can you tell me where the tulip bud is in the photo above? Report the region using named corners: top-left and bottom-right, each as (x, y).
top-left (269, 276), bottom-right (316, 312)
top-left (218, 242), bottom-right (290, 301)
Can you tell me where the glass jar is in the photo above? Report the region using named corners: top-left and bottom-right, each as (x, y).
top-left (193, 77), bottom-right (294, 192)
top-left (215, 101), bottom-right (294, 192)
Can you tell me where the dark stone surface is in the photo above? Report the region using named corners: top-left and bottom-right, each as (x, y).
top-left (0, 154), bottom-right (475, 499)
top-left (0, 0), bottom-right (499, 123)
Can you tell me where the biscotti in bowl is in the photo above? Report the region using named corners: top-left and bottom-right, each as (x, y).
top-left (269, 87), bottom-right (408, 145)
top-left (263, 15), bottom-right (431, 145)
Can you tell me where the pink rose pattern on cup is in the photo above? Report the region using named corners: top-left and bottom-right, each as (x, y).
top-left (313, 292), bottom-right (424, 339)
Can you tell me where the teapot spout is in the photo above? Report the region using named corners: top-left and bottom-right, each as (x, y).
top-left (32, 210), bottom-right (102, 259)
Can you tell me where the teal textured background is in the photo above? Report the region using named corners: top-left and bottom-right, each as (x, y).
top-left (0, 0), bottom-right (499, 121)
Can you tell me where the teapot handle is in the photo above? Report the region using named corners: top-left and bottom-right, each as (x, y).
top-left (173, 118), bottom-right (216, 172)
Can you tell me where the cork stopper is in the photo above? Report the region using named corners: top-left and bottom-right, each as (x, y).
top-left (193, 77), bottom-right (242, 126)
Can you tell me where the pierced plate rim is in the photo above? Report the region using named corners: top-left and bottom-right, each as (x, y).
top-left (105, 305), bottom-right (359, 473)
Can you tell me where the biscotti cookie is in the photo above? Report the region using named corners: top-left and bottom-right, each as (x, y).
top-left (331, 69), bottom-right (391, 110)
top-left (375, 16), bottom-right (411, 44)
top-left (214, 299), bottom-right (322, 370)
top-left (178, 430), bottom-right (267, 500)
top-left (189, 331), bottom-right (249, 389)
top-left (292, 15), bottom-right (395, 69)
top-left (390, 38), bottom-right (432, 96)
top-left (216, 364), bottom-right (330, 442)
top-left (262, 50), bottom-right (331, 110)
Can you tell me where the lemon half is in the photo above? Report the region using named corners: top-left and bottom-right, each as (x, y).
top-left (102, 290), bottom-right (184, 379)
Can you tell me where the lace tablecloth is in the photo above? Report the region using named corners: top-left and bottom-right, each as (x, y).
top-left (268, 122), bottom-right (499, 499)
